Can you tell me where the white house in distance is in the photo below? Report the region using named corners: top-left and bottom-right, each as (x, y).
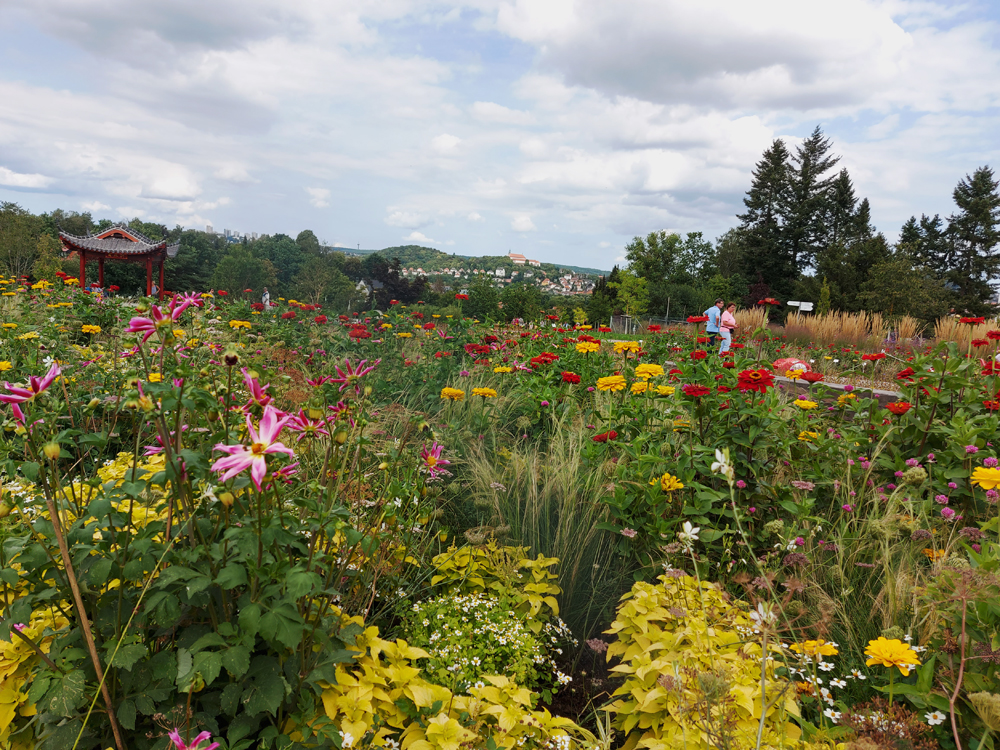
top-left (508, 252), bottom-right (541, 268)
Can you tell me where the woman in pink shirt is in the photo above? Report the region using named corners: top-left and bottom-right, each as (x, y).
top-left (719, 303), bottom-right (737, 354)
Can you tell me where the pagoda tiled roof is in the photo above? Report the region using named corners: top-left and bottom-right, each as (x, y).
top-left (60, 225), bottom-right (179, 258)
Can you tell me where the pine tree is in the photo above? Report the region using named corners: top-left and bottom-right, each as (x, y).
top-left (944, 166), bottom-right (1000, 313)
top-left (826, 169), bottom-right (857, 246)
top-left (785, 126), bottom-right (840, 271)
top-left (737, 139), bottom-right (794, 296)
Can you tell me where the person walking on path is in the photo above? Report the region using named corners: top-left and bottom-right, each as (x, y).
top-left (262, 287), bottom-right (270, 306)
top-left (704, 298), bottom-right (724, 345)
top-left (719, 303), bottom-right (737, 354)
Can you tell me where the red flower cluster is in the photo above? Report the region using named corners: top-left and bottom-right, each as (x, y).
top-left (690, 350), bottom-right (708, 360)
top-left (800, 372), bottom-right (824, 383)
top-left (434, 351), bottom-right (452, 358)
top-left (687, 315), bottom-right (709, 324)
top-left (592, 430), bottom-right (617, 443)
top-left (861, 353), bottom-right (886, 361)
top-left (730, 343), bottom-right (744, 349)
top-left (349, 328), bottom-right (371, 339)
top-left (984, 400), bottom-right (1000, 411)
top-left (682, 384), bottom-right (711, 398)
top-left (696, 337), bottom-right (710, 344)
top-left (984, 362), bottom-right (1000, 376)
top-left (757, 297), bottom-right (781, 305)
top-left (465, 343), bottom-right (491, 356)
top-left (250, 303), bottom-right (264, 312)
top-left (423, 322), bottom-right (436, 330)
top-left (886, 401), bottom-right (912, 415)
top-left (218, 290), bottom-right (229, 296)
top-left (988, 330), bottom-right (1000, 341)
top-left (314, 315), bottom-right (327, 324)
top-left (737, 369), bottom-right (774, 393)
top-left (455, 293), bottom-right (469, 300)
top-left (546, 315), bottom-right (559, 321)
top-left (482, 335), bottom-right (499, 344)
top-left (960, 316), bottom-right (986, 325)
top-left (646, 325), bottom-right (661, 333)
top-left (530, 352), bottom-right (560, 368)
top-left (562, 371), bottom-right (581, 384)
top-left (896, 367), bottom-right (915, 381)
top-left (412, 312), bottom-right (424, 319)
top-left (599, 326), bottom-right (612, 332)
top-left (390, 300), bottom-right (401, 305)
top-left (973, 339), bottom-right (989, 347)
top-left (281, 311), bottom-right (296, 320)
top-left (578, 334), bottom-right (599, 343)
top-left (108, 285), bottom-right (120, 292)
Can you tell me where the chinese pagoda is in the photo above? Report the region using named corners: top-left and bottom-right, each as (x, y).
top-left (59, 225), bottom-right (179, 299)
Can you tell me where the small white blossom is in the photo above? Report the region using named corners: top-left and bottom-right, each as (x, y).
top-left (926, 711), bottom-right (946, 726)
top-left (823, 709), bottom-right (841, 723)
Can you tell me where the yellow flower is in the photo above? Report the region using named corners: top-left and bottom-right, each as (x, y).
top-left (173, 329), bottom-right (186, 338)
top-left (784, 369), bottom-right (802, 381)
top-left (864, 637), bottom-right (921, 676)
top-left (630, 381), bottom-right (649, 394)
top-left (228, 320), bottom-right (251, 330)
top-left (493, 367), bottom-right (512, 373)
top-left (797, 431), bottom-right (818, 442)
top-left (614, 341), bottom-right (641, 354)
top-left (790, 639), bottom-right (839, 658)
top-left (2, 323), bottom-right (17, 329)
top-left (575, 341), bottom-right (600, 354)
top-left (972, 467), bottom-right (1000, 490)
top-left (922, 548), bottom-right (946, 561)
top-left (656, 385), bottom-right (675, 396)
top-left (413, 324), bottom-right (422, 329)
top-left (432, 314), bottom-right (441, 318)
top-left (0, 361), bottom-right (10, 372)
top-left (81, 324), bottom-right (101, 334)
top-left (16, 332), bottom-right (39, 341)
top-left (794, 399), bottom-right (818, 410)
top-left (396, 332), bottom-right (413, 338)
top-left (381, 323), bottom-right (393, 329)
top-left (823, 356), bottom-right (832, 360)
top-left (634, 363), bottom-right (664, 380)
top-left (837, 392), bottom-right (856, 407)
top-left (596, 375), bottom-right (627, 392)
top-left (148, 373), bottom-right (163, 383)
top-left (0, 293), bottom-right (13, 297)
top-left (440, 387), bottom-right (465, 401)
top-left (673, 418), bottom-right (691, 432)
top-left (200, 292), bottom-right (214, 299)
top-left (472, 387), bottom-right (497, 398)
top-left (649, 472), bottom-right (684, 492)
top-left (63, 277), bottom-right (79, 285)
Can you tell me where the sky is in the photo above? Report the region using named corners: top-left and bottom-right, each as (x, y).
top-left (1, 0), bottom-right (999, 271)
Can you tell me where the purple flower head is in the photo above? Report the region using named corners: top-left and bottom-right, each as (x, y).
top-left (843, 385), bottom-right (854, 392)
top-left (459, 370), bottom-right (470, 377)
top-left (948, 482), bottom-right (958, 490)
top-left (905, 458), bottom-right (920, 468)
top-left (842, 504), bottom-right (854, 512)
top-left (926, 453), bottom-right (936, 462)
top-left (941, 507), bottom-right (956, 520)
top-left (895, 471), bottom-right (904, 478)
top-left (540, 400), bottom-right (550, 407)
top-left (794, 536), bottom-right (805, 547)
top-left (887, 483), bottom-right (896, 490)
top-left (966, 445), bottom-right (979, 455)
top-left (985, 457), bottom-right (999, 468)
top-left (587, 386), bottom-right (595, 392)
top-left (934, 494), bottom-right (949, 505)
top-left (988, 489), bottom-right (999, 503)
top-left (736, 479), bottom-right (747, 489)
top-left (747, 507), bottom-right (756, 514)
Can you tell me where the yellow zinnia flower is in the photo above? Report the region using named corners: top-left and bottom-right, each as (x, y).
top-left (596, 375), bottom-right (626, 392)
top-left (440, 387), bottom-right (465, 401)
top-left (81, 324), bottom-right (101, 334)
top-left (790, 639), bottom-right (838, 658)
top-left (794, 399), bottom-right (818, 410)
top-left (2, 324), bottom-right (17, 329)
top-left (228, 320), bottom-right (251, 330)
top-left (16, 332), bottom-right (39, 341)
top-left (576, 341), bottom-right (600, 354)
top-left (649, 472), bottom-right (684, 492)
top-left (656, 385), bottom-right (675, 396)
top-left (493, 367), bottom-right (512, 373)
top-left (472, 387), bottom-right (497, 398)
top-left (837, 393), bottom-right (856, 407)
top-left (630, 381), bottom-right (649, 394)
top-left (798, 431), bottom-right (818, 442)
top-left (784, 369), bottom-right (802, 381)
top-left (148, 373), bottom-right (163, 383)
top-left (635, 363), bottom-right (664, 380)
top-left (0, 362), bottom-right (11, 372)
top-left (396, 332), bottom-right (413, 338)
top-left (972, 467), bottom-right (1000, 490)
top-left (614, 341), bottom-right (641, 354)
top-left (864, 637), bottom-right (921, 676)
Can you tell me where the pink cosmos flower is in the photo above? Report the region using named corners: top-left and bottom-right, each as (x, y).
top-left (330, 358), bottom-right (380, 395)
top-left (0, 363), bottom-right (61, 404)
top-left (420, 442), bottom-right (450, 478)
top-left (211, 405), bottom-right (295, 490)
top-left (168, 729), bottom-right (219, 750)
top-left (241, 368), bottom-right (272, 410)
top-left (286, 410), bottom-right (329, 441)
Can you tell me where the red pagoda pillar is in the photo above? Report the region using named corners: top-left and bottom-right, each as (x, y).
top-left (158, 261), bottom-right (164, 301)
top-left (98, 258), bottom-right (104, 288)
top-left (145, 258), bottom-right (152, 296)
top-left (79, 251), bottom-right (86, 289)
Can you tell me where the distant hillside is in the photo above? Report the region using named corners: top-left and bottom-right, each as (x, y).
top-left (335, 244), bottom-right (609, 276)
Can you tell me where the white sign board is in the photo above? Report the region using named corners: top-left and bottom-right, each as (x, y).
top-left (799, 302), bottom-right (814, 312)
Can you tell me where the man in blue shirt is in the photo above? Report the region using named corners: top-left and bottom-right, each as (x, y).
top-left (704, 298), bottom-right (724, 345)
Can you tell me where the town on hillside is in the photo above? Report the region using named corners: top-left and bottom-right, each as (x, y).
top-left (398, 251), bottom-right (598, 296)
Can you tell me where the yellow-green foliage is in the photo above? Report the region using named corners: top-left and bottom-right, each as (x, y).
top-left (431, 543), bottom-right (561, 631)
top-left (317, 612), bottom-right (593, 750)
top-left (604, 574), bottom-right (804, 750)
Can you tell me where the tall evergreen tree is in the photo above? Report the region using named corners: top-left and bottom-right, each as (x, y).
top-left (944, 166), bottom-right (1000, 313)
top-left (785, 126), bottom-right (840, 271)
top-left (897, 214), bottom-right (947, 272)
top-left (826, 169), bottom-right (857, 247)
top-left (737, 139), bottom-right (794, 295)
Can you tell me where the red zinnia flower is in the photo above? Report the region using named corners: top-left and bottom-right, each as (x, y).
top-left (281, 311), bottom-right (296, 319)
top-left (592, 430), bottom-right (617, 443)
top-left (984, 400), bottom-right (1000, 411)
top-left (886, 401), bottom-right (912, 415)
top-left (737, 369), bottom-right (774, 393)
top-left (758, 297), bottom-right (781, 305)
top-left (423, 322), bottom-right (436, 330)
top-left (482, 335), bottom-right (499, 344)
top-left (861, 353), bottom-right (886, 361)
top-left (455, 293), bottom-right (469, 300)
top-left (973, 339), bottom-right (989, 348)
top-left (984, 362), bottom-right (1000, 375)
top-left (696, 337), bottom-right (710, 344)
top-left (562, 371), bottom-right (581, 384)
top-left (731, 343), bottom-right (744, 349)
top-left (691, 350), bottom-right (708, 360)
top-left (960, 316), bottom-right (985, 324)
top-left (349, 329), bottom-right (371, 339)
top-left (599, 326), bottom-right (612, 332)
top-left (687, 315), bottom-right (709, 323)
top-left (988, 330), bottom-right (1000, 341)
top-left (218, 290), bottom-right (228, 296)
top-left (723, 361), bottom-right (735, 369)
top-left (800, 372), bottom-right (824, 383)
top-left (682, 384), bottom-right (711, 398)
top-left (314, 315), bottom-right (327, 324)
top-left (647, 325), bottom-right (661, 333)
top-left (896, 367), bottom-right (915, 381)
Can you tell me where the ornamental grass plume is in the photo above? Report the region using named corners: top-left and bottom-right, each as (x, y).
top-left (440, 387), bottom-right (465, 401)
top-left (595, 375), bottom-right (626, 392)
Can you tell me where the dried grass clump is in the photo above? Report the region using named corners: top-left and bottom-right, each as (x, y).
top-left (783, 311), bottom-right (887, 348)
top-left (934, 315), bottom-right (999, 346)
top-left (734, 306), bottom-right (768, 334)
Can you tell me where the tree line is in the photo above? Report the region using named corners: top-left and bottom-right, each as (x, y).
top-left (596, 126), bottom-right (1000, 323)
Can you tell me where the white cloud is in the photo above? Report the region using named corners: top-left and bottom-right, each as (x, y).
top-left (471, 101), bottom-right (534, 125)
top-left (431, 133), bottom-right (462, 153)
top-left (467, 211), bottom-right (484, 222)
top-left (511, 215), bottom-right (536, 232)
top-left (385, 210), bottom-right (431, 228)
top-left (81, 200), bottom-right (110, 211)
top-left (215, 163), bottom-right (256, 184)
top-left (403, 230), bottom-right (438, 244)
top-left (306, 187), bottom-right (330, 208)
top-left (0, 166), bottom-right (53, 189)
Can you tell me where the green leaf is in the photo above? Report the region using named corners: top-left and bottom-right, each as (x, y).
top-left (109, 642), bottom-right (147, 671)
top-left (20, 462), bottom-right (39, 482)
top-left (215, 564), bottom-right (248, 590)
top-left (176, 648), bottom-right (193, 688)
top-left (117, 699), bottom-right (137, 731)
top-left (191, 632), bottom-right (227, 652)
top-left (221, 682), bottom-right (242, 716)
top-left (194, 651), bottom-right (223, 686)
top-left (285, 569), bottom-right (321, 599)
top-left (26, 676), bottom-right (50, 705)
top-left (87, 558), bottom-right (113, 587)
top-left (0, 568), bottom-right (19, 587)
top-left (45, 670), bottom-right (87, 716)
top-left (135, 695), bottom-right (155, 716)
top-left (239, 603), bottom-right (262, 636)
top-left (184, 573), bottom-right (214, 598)
top-left (222, 645), bottom-right (250, 678)
top-left (228, 714), bottom-right (261, 744)
top-left (244, 679), bottom-right (285, 717)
